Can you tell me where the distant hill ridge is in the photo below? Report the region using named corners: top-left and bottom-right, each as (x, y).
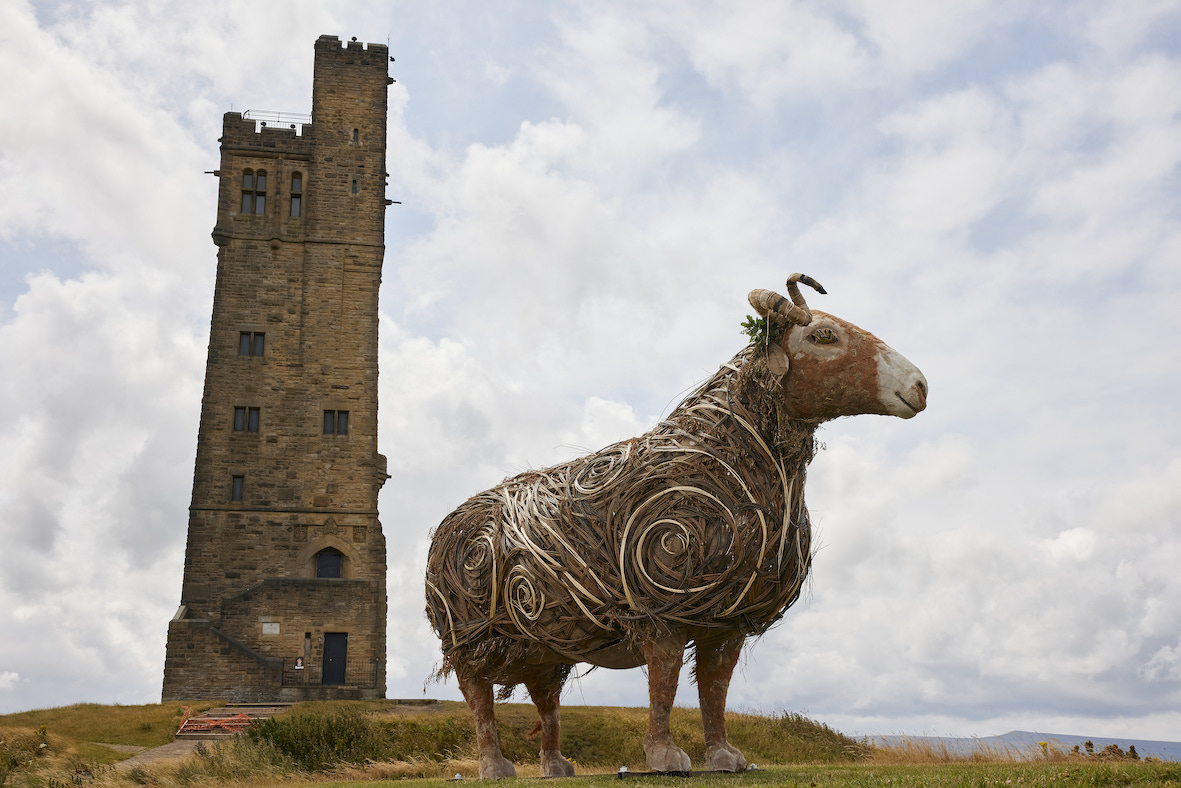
top-left (870, 730), bottom-right (1181, 761)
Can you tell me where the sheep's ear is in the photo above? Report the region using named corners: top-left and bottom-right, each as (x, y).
top-left (767, 342), bottom-right (790, 379)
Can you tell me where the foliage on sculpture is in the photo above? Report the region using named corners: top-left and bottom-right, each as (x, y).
top-left (425, 274), bottom-right (929, 778)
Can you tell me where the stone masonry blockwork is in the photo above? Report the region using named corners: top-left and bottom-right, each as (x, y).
top-left (162, 35), bottom-right (391, 702)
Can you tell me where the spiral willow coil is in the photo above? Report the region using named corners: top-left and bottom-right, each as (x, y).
top-left (426, 345), bottom-right (818, 674)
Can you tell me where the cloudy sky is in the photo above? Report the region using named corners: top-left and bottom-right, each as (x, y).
top-left (2, 0), bottom-right (1180, 742)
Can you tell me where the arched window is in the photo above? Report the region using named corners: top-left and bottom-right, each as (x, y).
top-left (315, 548), bottom-right (343, 578)
top-left (241, 169), bottom-right (266, 214)
top-left (290, 172), bottom-right (303, 217)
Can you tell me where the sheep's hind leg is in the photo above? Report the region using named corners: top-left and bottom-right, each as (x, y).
top-left (456, 669), bottom-right (516, 779)
top-left (696, 636), bottom-right (747, 772)
top-left (524, 665), bottom-right (575, 777)
top-left (642, 632), bottom-right (692, 772)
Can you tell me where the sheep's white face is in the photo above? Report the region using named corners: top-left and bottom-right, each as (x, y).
top-left (779, 310), bottom-right (928, 421)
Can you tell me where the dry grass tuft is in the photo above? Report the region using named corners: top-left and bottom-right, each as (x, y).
top-left (325, 756), bottom-right (481, 781)
top-left (1, 724), bottom-right (102, 788)
top-left (868, 736), bottom-right (1024, 764)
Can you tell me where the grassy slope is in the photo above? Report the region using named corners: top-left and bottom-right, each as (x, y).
top-left (374, 701), bottom-right (861, 766)
top-left (0, 701), bottom-right (215, 766)
top-left (3, 701), bottom-right (1178, 787)
top-left (243, 700), bottom-right (860, 771)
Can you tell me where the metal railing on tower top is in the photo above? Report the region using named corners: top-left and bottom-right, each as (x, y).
top-left (242, 109), bottom-right (312, 135)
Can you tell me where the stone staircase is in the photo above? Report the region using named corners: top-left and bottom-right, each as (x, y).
top-left (176, 703), bottom-right (292, 740)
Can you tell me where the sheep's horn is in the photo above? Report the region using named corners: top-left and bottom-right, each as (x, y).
top-left (787, 273), bottom-right (826, 297)
top-left (748, 273), bottom-right (826, 326)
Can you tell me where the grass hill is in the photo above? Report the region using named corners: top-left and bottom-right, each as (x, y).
top-left (1, 700), bottom-right (216, 772)
top-left (2, 700), bottom-right (1178, 787)
top-left (0, 699), bottom-right (858, 785)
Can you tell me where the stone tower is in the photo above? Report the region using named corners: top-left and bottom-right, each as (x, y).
top-left (162, 35), bottom-right (392, 702)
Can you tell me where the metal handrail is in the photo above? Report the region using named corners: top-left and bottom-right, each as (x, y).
top-left (241, 109), bottom-right (312, 135)
top-left (281, 656), bottom-right (378, 687)
top-left (242, 109), bottom-right (312, 125)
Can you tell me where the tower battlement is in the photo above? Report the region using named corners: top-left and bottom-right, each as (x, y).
top-left (315, 34), bottom-right (390, 59)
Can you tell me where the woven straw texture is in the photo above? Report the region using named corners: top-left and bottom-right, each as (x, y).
top-left (426, 344), bottom-right (818, 673)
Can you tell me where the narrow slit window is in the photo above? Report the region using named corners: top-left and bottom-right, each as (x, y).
top-left (323, 410), bottom-right (349, 435)
top-left (241, 170), bottom-right (253, 213)
top-left (254, 171), bottom-right (266, 213)
top-left (290, 172), bottom-right (303, 217)
top-left (352, 128), bottom-right (359, 143)
top-left (351, 178), bottom-right (358, 194)
top-left (231, 475), bottom-right (244, 502)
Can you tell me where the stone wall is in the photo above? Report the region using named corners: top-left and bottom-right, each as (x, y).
top-left (163, 619), bottom-right (283, 704)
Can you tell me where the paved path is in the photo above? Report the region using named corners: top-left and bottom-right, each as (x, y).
top-left (107, 740), bottom-right (204, 771)
top-left (94, 744), bottom-right (146, 754)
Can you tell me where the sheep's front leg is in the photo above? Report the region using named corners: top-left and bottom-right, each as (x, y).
top-left (696, 636), bottom-right (747, 772)
top-left (642, 632), bottom-right (691, 772)
top-left (456, 670), bottom-right (516, 779)
top-left (524, 665), bottom-right (575, 777)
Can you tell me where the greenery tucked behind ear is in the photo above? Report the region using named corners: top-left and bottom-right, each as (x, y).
top-left (741, 314), bottom-right (782, 347)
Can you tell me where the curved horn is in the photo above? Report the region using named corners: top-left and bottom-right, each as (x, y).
top-left (748, 273), bottom-right (826, 326)
top-left (785, 273), bottom-right (827, 325)
top-left (749, 289), bottom-right (803, 324)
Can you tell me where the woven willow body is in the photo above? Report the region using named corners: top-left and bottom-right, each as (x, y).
top-left (426, 346), bottom-right (818, 672)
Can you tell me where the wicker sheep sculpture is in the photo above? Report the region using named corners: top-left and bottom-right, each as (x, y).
top-left (426, 274), bottom-right (928, 778)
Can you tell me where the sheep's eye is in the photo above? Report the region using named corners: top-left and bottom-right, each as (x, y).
top-left (811, 327), bottom-right (838, 345)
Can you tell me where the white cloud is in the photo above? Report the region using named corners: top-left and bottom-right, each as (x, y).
top-left (1042, 528), bottom-right (1097, 564)
top-left (649, 0), bottom-right (1012, 109)
top-left (1081, 0), bottom-right (1181, 55)
top-left (1142, 643), bottom-right (1181, 682)
top-left (658, 1), bottom-right (871, 107)
top-left (539, 8), bottom-right (702, 174)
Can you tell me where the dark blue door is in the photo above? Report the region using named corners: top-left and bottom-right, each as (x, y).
top-left (323, 633), bottom-right (347, 685)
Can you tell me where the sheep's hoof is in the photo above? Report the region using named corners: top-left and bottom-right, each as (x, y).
top-left (644, 737), bottom-right (691, 772)
top-left (706, 742), bottom-right (747, 772)
top-left (541, 751), bottom-right (576, 777)
top-left (478, 752), bottom-right (517, 779)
